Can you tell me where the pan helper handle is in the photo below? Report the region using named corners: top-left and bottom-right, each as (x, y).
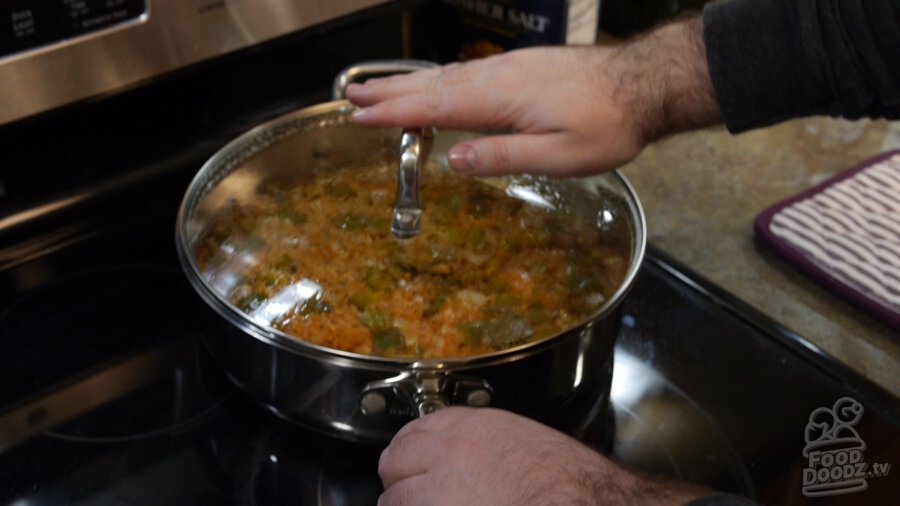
top-left (360, 369), bottom-right (493, 418)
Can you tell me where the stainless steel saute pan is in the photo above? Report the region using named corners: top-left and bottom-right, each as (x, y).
top-left (176, 61), bottom-right (647, 442)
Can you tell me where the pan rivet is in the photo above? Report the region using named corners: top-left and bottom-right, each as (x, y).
top-left (466, 389), bottom-right (491, 407)
top-left (361, 392), bottom-right (387, 415)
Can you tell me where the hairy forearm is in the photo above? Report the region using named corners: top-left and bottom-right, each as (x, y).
top-left (612, 468), bottom-right (712, 506)
top-left (609, 16), bottom-right (722, 144)
top-left (581, 460), bottom-right (710, 506)
top-left (534, 438), bottom-right (709, 505)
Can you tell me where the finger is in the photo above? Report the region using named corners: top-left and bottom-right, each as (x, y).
top-left (349, 73), bottom-right (509, 129)
top-left (379, 408), bottom-right (478, 487)
top-left (350, 88), bottom-right (513, 130)
top-left (378, 473), bottom-right (433, 506)
top-left (345, 72), bottom-right (433, 106)
top-left (378, 430), bottom-right (439, 488)
top-left (447, 133), bottom-right (629, 177)
top-left (346, 69), bottom-right (439, 105)
top-left (391, 406), bottom-right (477, 441)
top-left (346, 62), bottom-right (475, 107)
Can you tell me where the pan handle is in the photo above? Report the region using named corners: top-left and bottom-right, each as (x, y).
top-left (332, 60), bottom-right (439, 100)
top-left (360, 369), bottom-right (493, 418)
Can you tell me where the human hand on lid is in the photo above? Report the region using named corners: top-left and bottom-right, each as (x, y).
top-left (347, 18), bottom-right (721, 178)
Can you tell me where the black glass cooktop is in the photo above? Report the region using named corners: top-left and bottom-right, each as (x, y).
top-left (0, 210), bottom-right (897, 504)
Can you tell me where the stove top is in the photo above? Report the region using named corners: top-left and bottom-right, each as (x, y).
top-left (0, 5), bottom-right (897, 504)
top-left (0, 212), bottom-right (896, 505)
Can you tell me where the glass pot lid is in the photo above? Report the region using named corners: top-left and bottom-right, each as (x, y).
top-left (177, 102), bottom-right (646, 361)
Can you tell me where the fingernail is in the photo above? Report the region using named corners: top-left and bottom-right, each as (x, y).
top-left (351, 108), bottom-right (370, 122)
top-left (448, 144), bottom-right (476, 174)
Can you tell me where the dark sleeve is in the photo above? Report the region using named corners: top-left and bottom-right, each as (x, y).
top-left (702, 0), bottom-right (900, 132)
top-left (683, 493), bottom-right (758, 506)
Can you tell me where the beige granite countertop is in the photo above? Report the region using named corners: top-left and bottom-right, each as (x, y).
top-left (619, 117), bottom-right (900, 399)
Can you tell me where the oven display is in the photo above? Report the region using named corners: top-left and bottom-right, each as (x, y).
top-left (0, 0), bottom-right (146, 58)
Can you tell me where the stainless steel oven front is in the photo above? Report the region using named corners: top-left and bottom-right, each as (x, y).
top-left (0, 0), bottom-right (390, 127)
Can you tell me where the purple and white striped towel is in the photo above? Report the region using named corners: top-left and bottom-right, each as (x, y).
top-left (755, 150), bottom-right (900, 330)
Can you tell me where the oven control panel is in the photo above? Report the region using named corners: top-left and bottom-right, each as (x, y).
top-left (1, 0), bottom-right (147, 58)
top-left (0, 0), bottom-right (392, 127)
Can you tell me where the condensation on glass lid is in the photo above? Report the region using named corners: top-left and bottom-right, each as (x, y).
top-left (190, 162), bottom-right (632, 359)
